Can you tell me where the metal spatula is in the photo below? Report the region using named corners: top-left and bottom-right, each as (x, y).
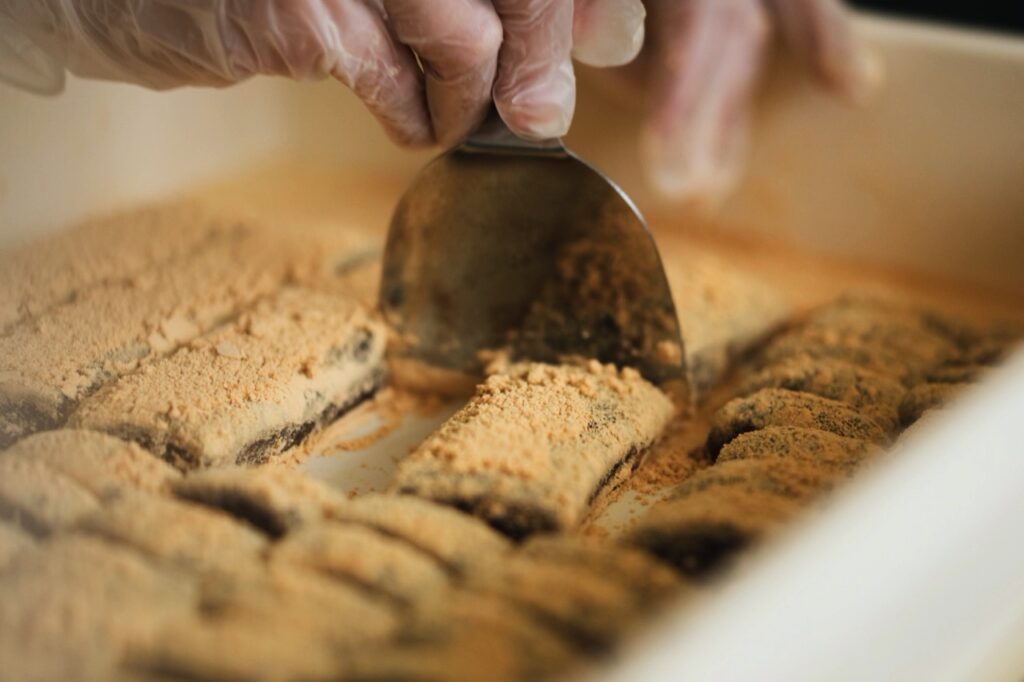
top-left (379, 111), bottom-right (686, 386)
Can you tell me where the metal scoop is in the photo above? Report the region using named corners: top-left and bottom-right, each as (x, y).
top-left (379, 111), bottom-right (686, 386)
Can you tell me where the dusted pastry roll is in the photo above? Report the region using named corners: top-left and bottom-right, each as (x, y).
top-left (758, 296), bottom-right (960, 386)
top-left (339, 591), bottom-right (582, 682)
top-left (73, 288), bottom-right (386, 469)
top-left (127, 566), bottom-right (398, 682)
top-left (0, 535), bottom-right (195, 682)
top-left (738, 357), bottom-right (905, 433)
top-left (715, 426), bottom-right (880, 471)
top-left (464, 552), bottom-right (652, 650)
top-left (173, 465), bottom-right (349, 536)
top-left (392, 361), bottom-right (674, 537)
top-left (626, 458), bottom-right (848, 576)
top-left (0, 429), bottom-right (180, 497)
top-left (0, 203), bottom-right (226, 334)
top-left (0, 223), bottom-right (308, 448)
top-left (0, 457), bottom-right (99, 535)
top-left (77, 492), bottom-right (267, 574)
top-left (272, 523), bottom-right (450, 606)
top-left (706, 388), bottom-right (889, 456)
top-left (327, 494), bottom-right (511, 576)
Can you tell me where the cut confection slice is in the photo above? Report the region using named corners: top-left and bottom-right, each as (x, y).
top-left (77, 492), bottom-right (267, 574)
top-left (0, 535), bottom-right (195, 682)
top-left (715, 426), bottom-right (880, 471)
top-left (0, 203), bottom-right (227, 334)
top-left (758, 336), bottom-right (917, 386)
top-left (463, 553), bottom-right (648, 651)
top-left (663, 248), bottom-right (792, 402)
top-left (172, 465), bottom-right (349, 537)
top-left (0, 429), bottom-right (180, 498)
top-left (0, 457), bottom-right (99, 536)
top-left (626, 486), bottom-right (801, 577)
top-left (758, 296), bottom-right (961, 386)
top-left (124, 615), bottom-right (341, 682)
top-left (327, 493), bottom-right (510, 576)
top-left (626, 458), bottom-right (850, 576)
top-left (72, 287), bottom-right (386, 469)
top-left (392, 361), bottom-right (674, 537)
top-left (518, 535), bottom-right (685, 606)
top-left (0, 224), bottom-right (321, 448)
top-left (193, 564), bottom-right (398, 648)
top-left (797, 298), bottom-right (959, 367)
top-left (272, 523), bottom-right (450, 606)
top-left (738, 357), bottom-right (906, 434)
top-left (706, 388), bottom-right (889, 457)
top-left (128, 562), bottom-right (401, 680)
top-left (341, 592), bottom-right (582, 682)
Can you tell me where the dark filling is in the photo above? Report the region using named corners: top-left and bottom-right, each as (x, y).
top-left (706, 418), bottom-right (758, 459)
top-left (233, 368), bottom-right (385, 466)
top-left (174, 488), bottom-right (293, 539)
top-left (588, 445), bottom-right (643, 506)
top-left (0, 502), bottom-right (51, 538)
top-left (330, 518), bottom-right (461, 579)
top-left (0, 398), bottom-right (67, 450)
top-left (641, 523), bottom-right (752, 579)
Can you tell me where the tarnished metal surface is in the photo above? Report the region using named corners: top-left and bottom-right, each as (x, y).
top-left (380, 113), bottom-right (685, 385)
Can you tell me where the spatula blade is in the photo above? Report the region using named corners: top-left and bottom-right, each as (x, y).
top-left (380, 146), bottom-right (685, 385)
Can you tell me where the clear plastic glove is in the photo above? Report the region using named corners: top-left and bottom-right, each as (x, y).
top-left (0, 0), bottom-right (645, 146)
top-left (613, 0), bottom-right (883, 207)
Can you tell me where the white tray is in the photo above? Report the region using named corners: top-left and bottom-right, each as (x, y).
top-left (2, 12), bottom-right (1023, 681)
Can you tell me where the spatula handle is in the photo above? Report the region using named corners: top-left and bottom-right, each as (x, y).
top-left (461, 107), bottom-right (567, 156)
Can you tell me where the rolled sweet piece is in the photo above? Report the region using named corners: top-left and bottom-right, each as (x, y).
top-left (715, 426), bottom-right (880, 472)
top-left (0, 221), bottom-right (308, 448)
top-left (758, 336), bottom-right (916, 385)
top-left (0, 203), bottom-right (372, 450)
top-left (327, 494), bottom-right (511, 577)
top-left (738, 357), bottom-right (905, 433)
top-left (0, 535), bottom-right (196, 682)
top-left (463, 552), bottom-right (649, 651)
top-left (664, 248), bottom-right (791, 402)
top-left (340, 591), bottom-right (582, 682)
top-left (799, 298), bottom-right (958, 363)
top-left (392, 361), bottom-right (675, 537)
top-left (72, 288), bottom-right (386, 469)
top-left (77, 492), bottom-right (268, 574)
top-left (625, 458), bottom-right (848, 576)
top-left (0, 203), bottom-right (226, 334)
top-left (271, 523), bottom-right (450, 606)
top-left (123, 615), bottom-right (341, 682)
top-left (759, 296), bottom-right (959, 385)
top-left (519, 534), bottom-right (684, 606)
top-left (706, 388), bottom-right (889, 457)
top-left (173, 465), bottom-right (349, 537)
top-left (127, 566), bottom-right (398, 682)
top-left (0, 457), bottom-right (99, 536)
top-left (0, 429), bottom-right (180, 498)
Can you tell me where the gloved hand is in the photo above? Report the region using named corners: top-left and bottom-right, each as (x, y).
top-left (0, 0), bottom-right (645, 146)
top-left (610, 0), bottom-right (882, 206)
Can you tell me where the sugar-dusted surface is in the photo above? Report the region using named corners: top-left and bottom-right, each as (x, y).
top-left (72, 288), bottom-right (386, 468)
top-left (392, 361), bottom-right (675, 537)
